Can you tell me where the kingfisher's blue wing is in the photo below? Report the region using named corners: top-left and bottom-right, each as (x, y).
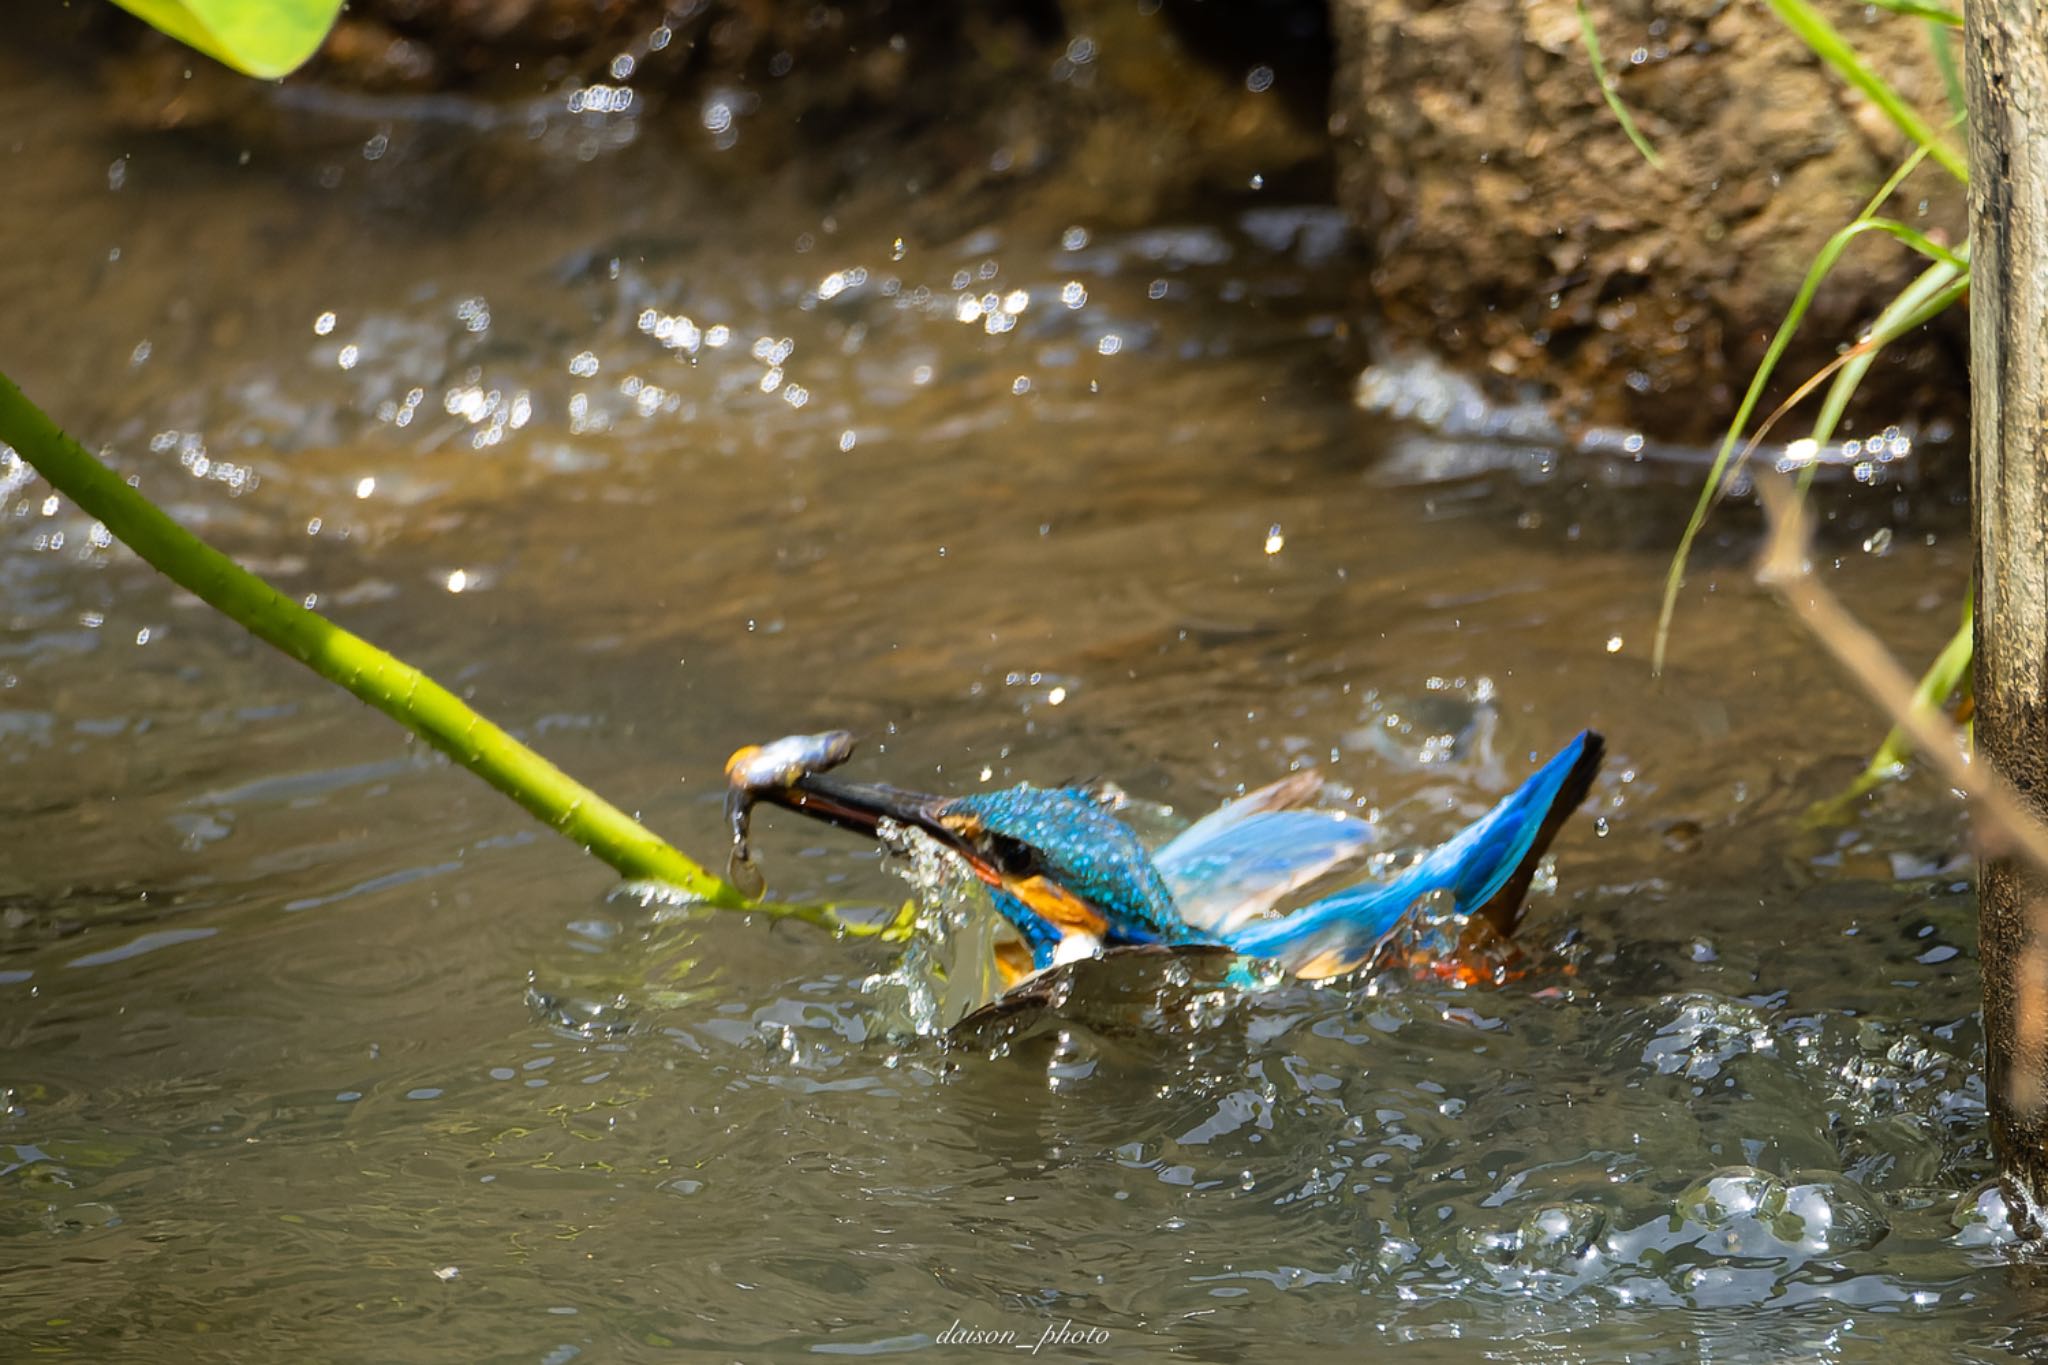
top-left (1155, 806), bottom-right (1377, 937)
top-left (1162, 771), bottom-right (1322, 848)
top-left (1225, 731), bottom-right (1604, 978)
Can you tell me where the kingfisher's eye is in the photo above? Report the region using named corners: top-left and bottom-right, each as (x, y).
top-left (982, 833), bottom-right (1039, 879)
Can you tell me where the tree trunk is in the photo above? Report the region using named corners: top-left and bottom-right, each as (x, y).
top-left (1968, 0), bottom-right (2048, 1230)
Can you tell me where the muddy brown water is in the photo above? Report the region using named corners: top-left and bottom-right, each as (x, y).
top-left (0, 29), bottom-right (2025, 1364)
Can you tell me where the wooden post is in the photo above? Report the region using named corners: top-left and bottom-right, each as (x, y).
top-left (1968, 0), bottom-right (2048, 1228)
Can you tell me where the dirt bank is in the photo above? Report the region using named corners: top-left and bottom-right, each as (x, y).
top-left (1330, 0), bottom-right (1969, 445)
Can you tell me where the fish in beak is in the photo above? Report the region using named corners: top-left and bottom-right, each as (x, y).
top-left (723, 730), bottom-right (1015, 893)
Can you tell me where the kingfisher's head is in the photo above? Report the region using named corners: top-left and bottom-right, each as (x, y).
top-left (726, 734), bottom-right (1186, 965)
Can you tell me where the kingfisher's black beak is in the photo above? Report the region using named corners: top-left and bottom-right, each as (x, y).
top-left (722, 733), bottom-right (988, 895)
top-left (754, 773), bottom-right (950, 842)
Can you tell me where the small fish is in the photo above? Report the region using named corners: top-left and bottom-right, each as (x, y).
top-left (722, 730), bottom-right (858, 896)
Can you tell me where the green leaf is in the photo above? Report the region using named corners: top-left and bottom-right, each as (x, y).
top-left (107, 0), bottom-right (343, 79)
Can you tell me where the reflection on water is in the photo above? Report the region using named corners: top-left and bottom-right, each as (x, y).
top-left (0, 17), bottom-right (2022, 1364)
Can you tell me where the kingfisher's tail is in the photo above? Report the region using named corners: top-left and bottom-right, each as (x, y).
top-left (1223, 730), bottom-right (1604, 979)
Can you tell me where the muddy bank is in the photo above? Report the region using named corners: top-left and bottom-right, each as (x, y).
top-left (1330, 0), bottom-right (1969, 445)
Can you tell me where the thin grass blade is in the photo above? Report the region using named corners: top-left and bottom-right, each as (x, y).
top-left (1577, 0), bottom-right (1665, 170)
top-left (1763, 0), bottom-right (1966, 180)
top-left (1652, 212), bottom-right (1952, 671)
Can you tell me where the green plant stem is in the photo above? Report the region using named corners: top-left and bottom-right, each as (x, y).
top-left (1764, 0), bottom-right (1967, 181)
top-left (0, 367), bottom-right (806, 916)
top-left (1577, 0), bottom-right (1665, 171)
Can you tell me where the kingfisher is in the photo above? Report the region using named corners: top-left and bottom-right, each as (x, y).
top-left (724, 728), bottom-right (1603, 990)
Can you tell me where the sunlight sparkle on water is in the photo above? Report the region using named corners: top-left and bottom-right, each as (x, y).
top-left (817, 267), bottom-right (868, 301)
top-left (568, 84), bottom-right (634, 115)
top-left (639, 310), bottom-right (702, 354)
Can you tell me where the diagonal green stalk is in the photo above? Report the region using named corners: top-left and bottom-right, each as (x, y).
top-left (1577, 0), bottom-right (1665, 171)
top-left (0, 368), bottom-right (903, 933)
top-left (1763, 0), bottom-right (1967, 181)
